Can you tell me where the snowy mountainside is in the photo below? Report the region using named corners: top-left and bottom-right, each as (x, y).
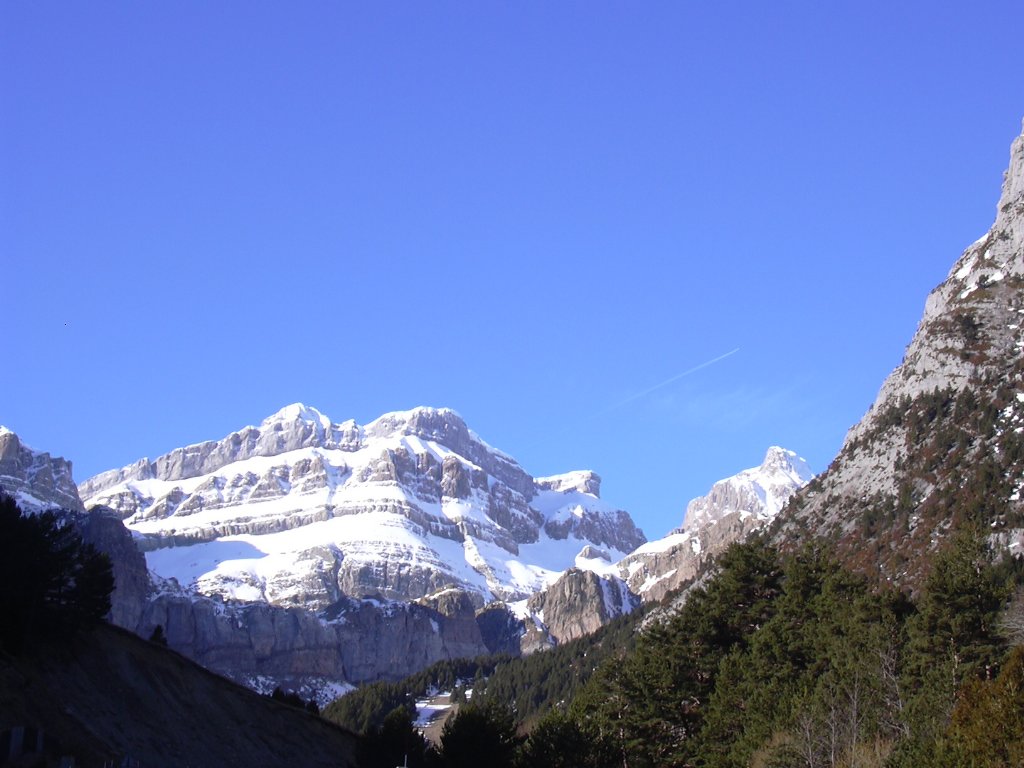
top-left (617, 447), bottom-right (814, 602)
top-left (80, 405), bottom-right (647, 608)
top-left (683, 447), bottom-right (814, 531)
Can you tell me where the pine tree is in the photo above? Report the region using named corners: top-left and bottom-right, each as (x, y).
top-left (519, 710), bottom-right (615, 768)
top-left (0, 493), bottom-right (114, 653)
top-left (893, 531), bottom-right (1012, 765)
top-left (943, 644), bottom-right (1024, 766)
top-left (573, 536), bottom-right (784, 766)
top-left (437, 701), bottom-right (519, 768)
top-left (358, 706), bottom-right (435, 768)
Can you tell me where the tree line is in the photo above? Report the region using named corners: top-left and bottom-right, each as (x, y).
top-left (346, 532), bottom-right (1024, 767)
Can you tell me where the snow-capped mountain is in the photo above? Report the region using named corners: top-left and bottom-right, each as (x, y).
top-left (5, 414), bottom-right (808, 695)
top-left (617, 447), bottom-right (814, 601)
top-left (80, 405), bottom-right (646, 610)
top-left (682, 447), bottom-right (814, 532)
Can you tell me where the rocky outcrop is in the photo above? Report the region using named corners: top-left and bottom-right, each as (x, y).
top-left (0, 429), bottom-right (151, 630)
top-left (525, 568), bottom-right (638, 644)
top-left (536, 471), bottom-right (602, 496)
top-left (76, 507), bottom-right (151, 630)
top-left (0, 427), bottom-right (83, 512)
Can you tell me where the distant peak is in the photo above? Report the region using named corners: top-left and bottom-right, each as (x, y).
top-left (261, 403), bottom-right (330, 429)
top-left (760, 446), bottom-right (814, 481)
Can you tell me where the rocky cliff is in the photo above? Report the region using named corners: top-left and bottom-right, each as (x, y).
top-left (777, 121), bottom-right (1024, 586)
top-left (0, 428), bottom-right (151, 630)
top-left (0, 427), bottom-right (82, 512)
top-left (523, 567), bottom-right (639, 644)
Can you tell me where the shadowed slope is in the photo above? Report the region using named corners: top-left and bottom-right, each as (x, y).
top-left (0, 623), bottom-right (359, 767)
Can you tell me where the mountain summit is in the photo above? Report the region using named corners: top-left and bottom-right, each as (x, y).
top-left (616, 447), bottom-right (813, 602)
top-left (684, 446), bottom-right (814, 532)
top-left (80, 405), bottom-right (646, 609)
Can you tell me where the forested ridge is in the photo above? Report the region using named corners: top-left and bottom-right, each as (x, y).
top-left (335, 532), bottom-right (1024, 767)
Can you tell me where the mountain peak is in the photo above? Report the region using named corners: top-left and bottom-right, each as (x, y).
top-left (364, 406), bottom-right (469, 443)
top-left (683, 446), bottom-right (814, 532)
top-left (761, 446), bottom-right (815, 483)
top-left (261, 403), bottom-right (330, 429)
top-left (999, 119), bottom-right (1024, 222)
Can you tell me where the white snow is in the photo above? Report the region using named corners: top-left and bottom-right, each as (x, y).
top-left (632, 531), bottom-right (692, 555)
top-left (81, 404), bottom-right (647, 609)
top-left (955, 255), bottom-right (978, 281)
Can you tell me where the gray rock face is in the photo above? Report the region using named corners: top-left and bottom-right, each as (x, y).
top-left (81, 405), bottom-right (647, 606)
top-left (536, 471), bottom-right (602, 496)
top-left (365, 408), bottom-right (536, 500)
top-left (79, 405), bottom-right (361, 498)
top-left (0, 428), bottom-right (83, 512)
top-left (525, 568), bottom-right (638, 644)
top-left (76, 507), bottom-right (151, 630)
top-left (544, 507), bottom-right (647, 553)
top-left (139, 589), bottom-right (496, 687)
top-left (777, 121), bottom-right (1024, 583)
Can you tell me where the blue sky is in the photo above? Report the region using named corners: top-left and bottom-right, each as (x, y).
top-left (3, 3), bottom-right (1022, 539)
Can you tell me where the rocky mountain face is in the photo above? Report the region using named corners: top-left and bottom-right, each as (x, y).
top-left (524, 567), bottom-right (639, 645)
top-left (0, 428), bottom-right (150, 630)
top-left (67, 406), bottom-right (650, 694)
top-left (777, 121), bottom-right (1024, 586)
top-left (0, 427), bottom-right (82, 513)
top-left (81, 405), bottom-right (646, 609)
top-left (3, 406), bottom-right (812, 698)
top-left (616, 447), bottom-right (813, 602)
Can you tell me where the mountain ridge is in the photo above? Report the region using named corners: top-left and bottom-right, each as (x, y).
top-left (776, 119), bottom-right (1024, 586)
top-left (80, 403), bottom-right (646, 608)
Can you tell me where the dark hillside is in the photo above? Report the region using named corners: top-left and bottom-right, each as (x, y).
top-left (0, 623), bottom-right (358, 767)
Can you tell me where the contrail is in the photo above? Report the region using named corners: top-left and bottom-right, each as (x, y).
top-left (601, 347), bottom-right (741, 413)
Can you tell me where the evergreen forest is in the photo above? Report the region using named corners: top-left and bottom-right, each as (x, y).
top-left (331, 533), bottom-right (1024, 768)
